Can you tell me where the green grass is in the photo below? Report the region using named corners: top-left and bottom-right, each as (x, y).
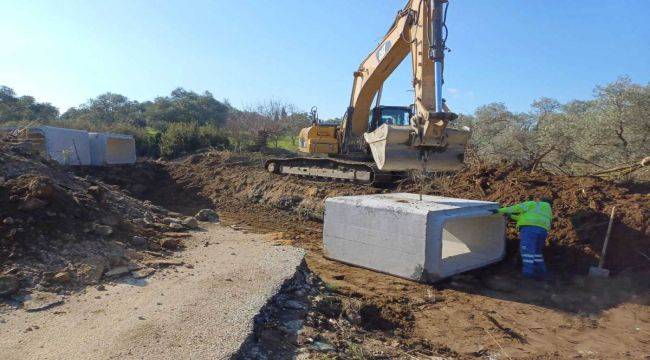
top-left (272, 135), bottom-right (298, 151)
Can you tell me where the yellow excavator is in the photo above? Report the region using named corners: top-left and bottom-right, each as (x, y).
top-left (266, 0), bottom-right (470, 184)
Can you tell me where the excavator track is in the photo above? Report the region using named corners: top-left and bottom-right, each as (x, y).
top-left (264, 157), bottom-right (398, 185)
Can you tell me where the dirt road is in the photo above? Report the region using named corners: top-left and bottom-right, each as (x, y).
top-left (0, 224), bottom-right (305, 360)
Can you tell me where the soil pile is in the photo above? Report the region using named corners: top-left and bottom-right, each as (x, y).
top-left (77, 150), bottom-right (650, 358)
top-left (162, 151), bottom-right (649, 273)
top-left (398, 162), bottom-right (650, 272)
top-left (0, 137), bottom-right (188, 297)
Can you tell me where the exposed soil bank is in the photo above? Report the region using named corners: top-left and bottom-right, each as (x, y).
top-left (85, 151), bottom-right (650, 359)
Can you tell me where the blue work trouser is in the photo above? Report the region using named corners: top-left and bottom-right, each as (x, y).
top-left (519, 225), bottom-right (548, 279)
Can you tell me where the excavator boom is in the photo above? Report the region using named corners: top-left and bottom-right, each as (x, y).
top-left (344, 0), bottom-right (469, 171)
top-left (266, 0), bottom-right (469, 183)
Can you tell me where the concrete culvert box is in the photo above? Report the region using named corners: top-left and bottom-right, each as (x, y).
top-left (89, 132), bottom-right (136, 165)
top-left (323, 193), bottom-right (506, 282)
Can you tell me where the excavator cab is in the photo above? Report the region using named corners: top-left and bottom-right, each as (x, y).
top-left (368, 106), bottom-right (412, 132)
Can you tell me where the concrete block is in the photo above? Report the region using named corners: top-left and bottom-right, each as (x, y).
top-left (89, 132), bottom-right (136, 165)
top-left (323, 193), bottom-right (506, 282)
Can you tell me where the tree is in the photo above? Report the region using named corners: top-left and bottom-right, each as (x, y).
top-left (144, 88), bottom-right (231, 129)
top-left (61, 92), bottom-right (145, 126)
top-left (0, 85), bottom-right (59, 123)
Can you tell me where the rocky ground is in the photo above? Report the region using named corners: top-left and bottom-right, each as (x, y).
top-left (0, 136), bottom-right (218, 309)
top-left (0, 224), bottom-right (305, 360)
top-left (83, 150), bottom-right (649, 359)
top-left (2, 142), bottom-right (649, 359)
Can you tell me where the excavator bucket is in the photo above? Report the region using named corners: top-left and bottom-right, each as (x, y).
top-left (364, 125), bottom-right (470, 172)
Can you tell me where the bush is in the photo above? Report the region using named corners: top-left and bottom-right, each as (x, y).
top-left (198, 125), bottom-right (230, 149)
top-left (159, 123), bottom-right (229, 158)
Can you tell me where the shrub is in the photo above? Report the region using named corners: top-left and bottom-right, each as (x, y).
top-left (159, 123), bottom-right (229, 158)
top-left (198, 125), bottom-right (230, 149)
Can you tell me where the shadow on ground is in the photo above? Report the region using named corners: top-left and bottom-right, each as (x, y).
top-left (443, 260), bottom-right (650, 315)
top-left (75, 162), bottom-right (213, 216)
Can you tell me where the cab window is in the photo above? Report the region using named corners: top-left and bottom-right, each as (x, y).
top-left (380, 108), bottom-right (410, 126)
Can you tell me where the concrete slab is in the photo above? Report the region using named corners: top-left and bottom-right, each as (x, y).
top-left (323, 193), bottom-right (506, 282)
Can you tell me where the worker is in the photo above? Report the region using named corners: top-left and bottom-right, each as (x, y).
top-left (491, 197), bottom-right (553, 279)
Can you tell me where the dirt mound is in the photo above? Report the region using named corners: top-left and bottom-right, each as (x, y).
top-left (161, 151), bottom-right (648, 273)
top-left (397, 163), bottom-right (649, 272)
top-left (80, 151), bottom-right (649, 358)
top-left (0, 139), bottom-right (186, 297)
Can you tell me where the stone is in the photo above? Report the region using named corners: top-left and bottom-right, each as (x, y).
top-left (93, 224), bottom-right (113, 237)
top-left (105, 266), bottom-right (130, 278)
top-left (100, 214), bottom-right (121, 227)
top-left (311, 341), bottom-right (335, 352)
top-left (181, 217), bottom-right (199, 229)
top-left (77, 261), bottom-right (105, 285)
top-left (163, 233), bottom-right (191, 238)
top-left (52, 272), bottom-right (71, 284)
top-left (315, 296), bottom-right (343, 318)
top-left (195, 209), bottom-right (219, 222)
top-left (168, 222), bottom-right (184, 230)
top-left (131, 268), bottom-right (155, 279)
top-left (127, 262), bottom-right (145, 271)
top-left (130, 184), bottom-right (147, 195)
top-left (162, 217), bottom-right (181, 225)
top-left (160, 238), bottom-right (180, 250)
top-left (142, 259), bottom-right (184, 267)
top-left (124, 249), bottom-right (144, 260)
top-left (130, 235), bottom-right (147, 247)
top-left (18, 197), bottom-right (48, 211)
top-left (23, 292), bottom-right (64, 312)
top-left (2, 217), bottom-right (14, 225)
top-left (96, 284), bottom-right (106, 291)
top-left (283, 300), bottom-right (307, 311)
top-left (0, 275), bottom-right (20, 296)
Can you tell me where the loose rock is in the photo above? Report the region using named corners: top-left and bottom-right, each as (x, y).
top-left (23, 292), bottom-right (64, 312)
top-left (130, 235), bottom-right (147, 247)
top-left (142, 259), bottom-right (184, 267)
top-left (168, 222), bottom-right (184, 230)
top-left (105, 266), bottom-right (130, 278)
top-left (131, 268), bottom-right (155, 279)
top-left (51, 272), bottom-right (71, 284)
top-left (283, 300), bottom-right (307, 311)
top-left (77, 261), bottom-right (105, 285)
top-left (195, 209), bottom-right (219, 222)
top-left (18, 197), bottom-right (48, 211)
top-left (160, 238), bottom-right (181, 250)
top-left (93, 224), bottom-right (113, 237)
top-left (162, 217), bottom-right (181, 225)
top-left (100, 214), bottom-right (121, 227)
top-left (0, 275), bottom-right (20, 296)
top-left (182, 217), bottom-right (199, 229)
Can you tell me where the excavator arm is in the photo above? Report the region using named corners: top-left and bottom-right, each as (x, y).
top-left (342, 0), bottom-right (469, 171)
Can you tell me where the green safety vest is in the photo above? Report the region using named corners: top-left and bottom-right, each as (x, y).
top-left (498, 201), bottom-right (553, 231)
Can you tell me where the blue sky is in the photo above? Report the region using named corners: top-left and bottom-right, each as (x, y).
top-left (2, 0), bottom-right (649, 118)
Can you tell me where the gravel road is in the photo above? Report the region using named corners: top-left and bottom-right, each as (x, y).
top-left (0, 224), bottom-right (305, 360)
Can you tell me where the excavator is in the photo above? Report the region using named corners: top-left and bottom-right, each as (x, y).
top-left (265, 0), bottom-right (470, 184)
